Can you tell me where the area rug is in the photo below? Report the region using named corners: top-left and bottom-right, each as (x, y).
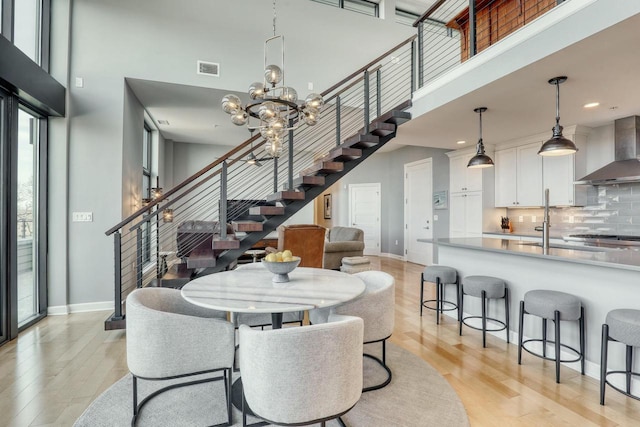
top-left (74, 343), bottom-right (469, 426)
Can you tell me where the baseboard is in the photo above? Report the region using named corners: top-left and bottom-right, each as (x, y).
top-left (380, 252), bottom-right (405, 261)
top-left (48, 301), bottom-right (114, 315)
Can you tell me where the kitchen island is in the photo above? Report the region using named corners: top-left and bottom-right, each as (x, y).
top-left (430, 237), bottom-right (640, 381)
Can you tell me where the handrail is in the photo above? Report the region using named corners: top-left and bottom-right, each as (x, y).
top-left (413, 0), bottom-right (447, 26)
top-left (106, 35), bottom-right (416, 236)
top-left (320, 35), bottom-right (416, 97)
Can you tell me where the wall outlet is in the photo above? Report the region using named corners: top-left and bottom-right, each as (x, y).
top-left (395, 240), bottom-right (398, 245)
top-left (531, 215), bottom-right (537, 222)
top-left (75, 77), bottom-right (84, 88)
top-left (72, 212), bottom-right (93, 222)
top-left (433, 214), bottom-right (438, 221)
top-left (569, 216), bottom-right (574, 223)
top-left (518, 216), bottom-right (523, 223)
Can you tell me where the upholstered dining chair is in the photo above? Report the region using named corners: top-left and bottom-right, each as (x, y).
top-left (238, 314), bottom-right (364, 427)
top-left (309, 270), bottom-right (395, 392)
top-left (126, 288), bottom-right (235, 426)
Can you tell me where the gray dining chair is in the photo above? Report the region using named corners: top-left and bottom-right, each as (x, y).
top-left (126, 287), bottom-right (235, 426)
top-left (238, 314), bottom-right (364, 426)
top-left (309, 270), bottom-right (395, 391)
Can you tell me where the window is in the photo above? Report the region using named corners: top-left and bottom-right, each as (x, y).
top-left (141, 123), bottom-right (152, 264)
top-left (395, 9), bottom-right (419, 26)
top-left (14, 0), bottom-right (42, 64)
top-left (312, 0), bottom-right (379, 17)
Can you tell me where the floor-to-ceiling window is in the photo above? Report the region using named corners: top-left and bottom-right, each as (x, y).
top-left (1, 0), bottom-right (55, 346)
top-left (16, 108), bottom-right (40, 326)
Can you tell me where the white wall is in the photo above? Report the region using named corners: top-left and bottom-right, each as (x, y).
top-left (46, 0), bottom-right (415, 308)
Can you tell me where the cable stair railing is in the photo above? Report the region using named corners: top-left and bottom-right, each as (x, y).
top-left (104, 35), bottom-right (416, 329)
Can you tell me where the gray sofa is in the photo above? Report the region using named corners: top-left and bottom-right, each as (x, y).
top-left (323, 226), bottom-right (365, 270)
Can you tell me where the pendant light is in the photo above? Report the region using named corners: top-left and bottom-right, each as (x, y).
top-left (538, 76), bottom-right (578, 156)
top-left (467, 107), bottom-right (494, 169)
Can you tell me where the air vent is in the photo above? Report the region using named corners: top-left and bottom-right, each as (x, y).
top-left (157, 120), bottom-right (170, 125)
top-left (197, 60), bottom-right (220, 77)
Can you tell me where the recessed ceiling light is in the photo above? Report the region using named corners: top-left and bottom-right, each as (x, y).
top-left (583, 102), bottom-right (600, 108)
top-left (456, 140), bottom-right (466, 145)
top-left (609, 106), bottom-right (618, 110)
top-left (157, 119), bottom-right (170, 125)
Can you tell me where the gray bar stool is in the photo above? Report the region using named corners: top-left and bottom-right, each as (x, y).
top-left (601, 309), bottom-right (640, 405)
top-left (420, 265), bottom-right (460, 324)
top-left (518, 290), bottom-right (585, 383)
top-left (459, 275), bottom-right (509, 348)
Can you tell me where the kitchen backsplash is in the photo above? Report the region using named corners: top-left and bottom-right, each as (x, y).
top-left (504, 182), bottom-right (640, 237)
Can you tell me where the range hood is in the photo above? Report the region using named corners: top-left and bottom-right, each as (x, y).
top-left (575, 116), bottom-right (640, 185)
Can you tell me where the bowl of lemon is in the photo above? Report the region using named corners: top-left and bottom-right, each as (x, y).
top-left (262, 250), bottom-right (301, 283)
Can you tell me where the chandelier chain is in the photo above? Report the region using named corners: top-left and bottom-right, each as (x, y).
top-left (273, 0), bottom-right (277, 37)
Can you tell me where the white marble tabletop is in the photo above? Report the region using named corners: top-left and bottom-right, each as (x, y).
top-left (181, 265), bottom-right (366, 314)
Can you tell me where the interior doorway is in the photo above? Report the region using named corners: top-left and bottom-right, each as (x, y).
top-left (404, 158), bottom-right (433, 266)
top-left (348, 183), bottom-right (381, 256)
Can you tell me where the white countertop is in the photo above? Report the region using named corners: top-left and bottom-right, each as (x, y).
top-left (432, 237), bottom-right (640, 272)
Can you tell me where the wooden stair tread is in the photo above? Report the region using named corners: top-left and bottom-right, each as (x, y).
top-left (343, 133), bottom-right (380, 148)
top-left (186, 246), bottom-right (217, 268)
top-left (293, 175), bottom-right (325, 187)
top-left (212, 238), bottom-right (241, 250)
top-left (300, 161), bottom-right (344, 176)
top-left (232, 220), bottom-right (263, 232)
top-left (249, 205), bottom-right (285, 216)
top-left (327, 147), bottom-right (362, 162)
top-left (266, 191), bottom-right (305, 202)
top-left (368, 121), bottom-right (396, 137)
top-left (374, 109), bottom-right (411, 126)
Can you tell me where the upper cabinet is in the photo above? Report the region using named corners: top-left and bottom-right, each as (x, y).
top-left (494, 126), bottom-right (589, 208)
top-left (495, 142), bottom-right (542, 207)
top-left (449, 151), bottom-right (483, 193)
top-left (542, 127), bottom-right (588, 206)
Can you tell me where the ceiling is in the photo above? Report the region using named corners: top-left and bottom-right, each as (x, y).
top-left (128, 3), bottom-right (640, 154)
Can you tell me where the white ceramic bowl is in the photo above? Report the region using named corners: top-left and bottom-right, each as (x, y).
top-left (261, 257), bottom-right (301, 282)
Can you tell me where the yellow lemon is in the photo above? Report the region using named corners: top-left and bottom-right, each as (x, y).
top-left (265, 253), bottom-right (277, 262)
top-left (282, 249), bottom-right (293, 258)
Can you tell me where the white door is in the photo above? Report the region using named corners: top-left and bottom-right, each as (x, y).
top-left (404, 159), bottom-right (433, 266)
top-left (348, 183), bottom-right (381, 256)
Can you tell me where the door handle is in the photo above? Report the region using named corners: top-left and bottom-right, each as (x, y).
top-left (423, 227), bottom-right (430, 230)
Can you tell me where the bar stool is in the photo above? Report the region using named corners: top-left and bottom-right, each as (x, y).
top-left (420, 265), bottom-right (460, 324)
top-left (518, 290), bottom-right (585, 383)
top-left (600, 309), bottom-right (640, 405)
top-left (459, 275), bottom-right (509, 347)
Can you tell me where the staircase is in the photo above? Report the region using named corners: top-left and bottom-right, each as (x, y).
top-left (104, 35), bottom-right (416, 330)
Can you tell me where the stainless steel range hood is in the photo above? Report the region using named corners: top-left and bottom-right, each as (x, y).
top-left (575, 116), bottom-right (640, 185)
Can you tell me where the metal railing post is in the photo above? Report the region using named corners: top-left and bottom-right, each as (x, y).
top-left (220, 161), bottom-right (228, 239)
top-left (288, 119), bottom-right (294, 190)
top-left (136, 228), bottom-right (142, 288)
top-left (364, 70), bottom-right (370, 134)
top-left (469, 0), bottom-right (477, 57)
top-left (113, 231), bottom-right (123, 319)
top-left (411, 40), bottom-right (416, 94)
top-left (273, 157), bottom-right (279, 193)
top-left (418, 22), bottom-right (424, 88)
top-left (376, 69), bottom-right (381, 118)
top-left (336, 95), bottom-right (341, 146)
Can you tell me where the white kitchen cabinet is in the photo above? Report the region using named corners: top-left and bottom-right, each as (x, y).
top-left (495, 142), bottom-right (542, 207)
top-left (449, 152), bottom-right (483, 193)
top-left (450, 191), bottom-right (483, 238)
top-left (542, 129), bottom-right (588, 206)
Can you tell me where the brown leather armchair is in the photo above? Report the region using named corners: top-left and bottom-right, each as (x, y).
top-left (266, 224), bottom-right (326, 268)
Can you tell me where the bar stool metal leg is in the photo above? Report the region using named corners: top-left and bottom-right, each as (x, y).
top-left (481, 290), bottom-right (487, 348)
top-left (580, 307), bottom-right (586, 375)
top-left (555, 310), bottom-right (561, 383)
top-left (600, 323), bottom-right (609, 405)
top-left (459, 289), bottom-right (464, 336)
top-left (436, 278), bottom-right (442, 325)
top-left (505, 287), bottom-right (510, 344)
top-left (627, 345), bottom-right (633, 394)
top-left (542, 318), bottom-right (547, 358)
top-left (518, 300), bottom-right (524, 365)
top-left (420, 273), bottom-right (425, 317)
top-left (456, 278), bottom-right (461, 323)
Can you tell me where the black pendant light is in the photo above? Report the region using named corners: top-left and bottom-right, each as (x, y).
top-left (538, 76), bottom-right (578, 156)
top-left (467, 107), bottom-right (494, 169)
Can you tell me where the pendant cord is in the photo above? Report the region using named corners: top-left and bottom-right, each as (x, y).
top-left (555, 81), bottom-right (561, 127)
top-left (478, 109), bottom-right (483, 142)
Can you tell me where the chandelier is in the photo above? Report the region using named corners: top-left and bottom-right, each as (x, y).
top-left (221, 0), bottom-right (324, 158)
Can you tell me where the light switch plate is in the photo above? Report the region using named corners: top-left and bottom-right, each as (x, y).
top-left (531, 215), bottom-right (537, 222)
top-left (73, 212), bottom-right (93, 222)
top-left (434, 215), bottom-right (439, 221)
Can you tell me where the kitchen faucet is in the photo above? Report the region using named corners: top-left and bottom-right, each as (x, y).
top-left (534, 189), bottom-right (551, 254)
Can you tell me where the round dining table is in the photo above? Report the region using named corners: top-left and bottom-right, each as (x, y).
top-left (181, 264), bottom-right (366, 328)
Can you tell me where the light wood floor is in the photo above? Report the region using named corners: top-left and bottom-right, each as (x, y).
top-left (1, 257), bottom-right (640, 426)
